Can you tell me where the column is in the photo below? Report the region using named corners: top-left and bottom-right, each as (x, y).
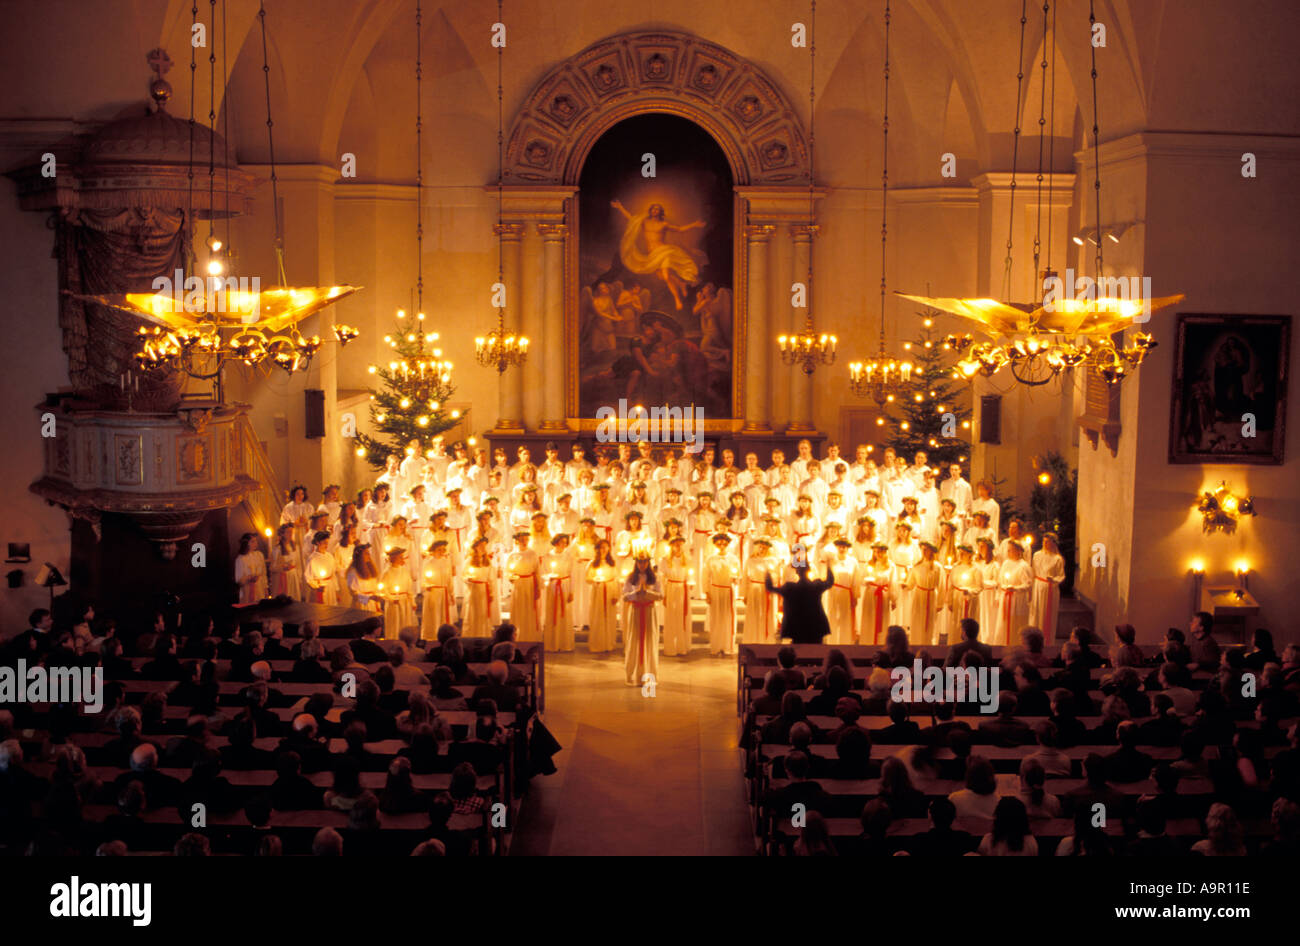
top-left (520, 222), bottom-right (543, 430)
top-left (786, 224), bottom-right (817, 433)
top-left (538, 222), bottom-right (568, 431)
top-left (492, 222), bottom-right (525, 434)
top-left (742, 224), bottom-right (774, 432)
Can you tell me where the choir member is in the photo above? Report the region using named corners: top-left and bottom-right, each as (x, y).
top-left (280, 485), bottom-right (314, 552)
top-left (688, 491), bottom-right (721, 584)
top-left (823, 489), bottom-right (850, 532)
top-left (970, 479), bottom-right (1000, 539)
top-left (1029, 532), bottom-right (1066, 641)
top-left (420, 540), bottom-right (456, 639)
top-left (858, 489), bottom-right (889, 538)
top-left (542, 533), bottom-right (575, 653)
top-left (623, 553), bottom-right (663, 686)
top-left (380, 548), bottom-right (415, 639)
top-left (857, 542), bottom-right (895, 645)
top-left (725, 490), bottom-right (753, 569)
top-left (550, 492), bottom-right (580, 543)
top-left (589, 484), bottom-right (616, 546)
top-left (442, 487), bottom-right (472, 563)
top-left (660, 535), bottom-right (695, 656)
top-left (906, 451), bottom-right (930, 490)
top-left (963, 509), bottom-right (996, 552)
top-left (657, 485), bottom-right (688, 536)
top-left (507, 531), bottom-right (541, 643)
top-left (565, 440), bottom-right (592, 488)
top-left (765, 447), bottom-right (788, 488)
top-left (904, 540), bottom-right (943, 646)
top-left (993, 540), bottom-right (1033, 646)
top-left (304, 531), bottom-right (338, 605)
top-left (824, 538), bottom-right (859, 647)
top-left (461, 537), bottom-right (495, 639)
top-left (997, 518), bottom-right (1034, 562)
top-left (404, 484), bottom-right (433, 581)
top-left (759, 514), bottom-right (790, 568)
top-left (235, 532), bottom-right (268, 605)
top-left (334, 520), bottom-right (361, 601)
top-left (940, 463), bottom-right (973, 518)
top-left (789, 438), bottom-right (815, 484)
top-left (318, 484), bottom-right (342, 526)
top-left (586, 539), bottom-right (620, 654)
top-left (975, 538), bottom-right (1000, 638)
top-left (741, 537), bottom-right (780, 644)
top-left (703, 533), bottom-right (740, 657)
top-left (788, 494), bottom-right (820, 556)
top-left (528, 511), bottom-right (551, 556)
top-left (347, 544), bottom-right (381, 613)
top-left (947, 544), bottom-right (984, 639)
top-left (915, 469), bottom-right (942, 543)
top-left (269, 523), bottom-right (302, 600)
top-left (851, 516), bottom-right (876, 565)
top-left (571, 518), bottom-right (598, 631)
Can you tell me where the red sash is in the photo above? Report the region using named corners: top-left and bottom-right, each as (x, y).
top-left (869, 583), bottom-right (888, 642)
top-left (1034, 576), bottom-right (1058, 637)
top-left (547, 575), bottom-right (568, 628)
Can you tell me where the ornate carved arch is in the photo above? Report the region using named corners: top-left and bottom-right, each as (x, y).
top-left (504, 31), bottom-right (809, 186)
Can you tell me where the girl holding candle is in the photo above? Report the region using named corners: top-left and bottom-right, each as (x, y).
top-left (420, 540), bottom-right (457, 638)
top-left (235, 532), bottom-right (268, 605)
top-left (904, 539), bottom-right (943, 646)
top-left (586, 539), bottom-right (620, 654)
top-left (542, 533), bottom-right (574, 652)
top-left (975, 538), bottom-right (1000, 637)
top-left (703, 533), bottom-right (740, 657)
top-left (660, 535), bottom-right (695, 656)
top-left (824, 538), bottom-right (860, 646)
top-left (269, 523), bottom-right (302, 601)
top-left (570, 517), bottom-right (598, 631)
top-left (507, 531), bottom-right (541, 642)
top-left (380, 547), bottom-right (415, 638)
top-left (461, 537), bottom-right (495, 638)
top-left (304, 531), bottom-right (338, 605)
top-left (857, 542), bottom-right (895, 645)
top-left (1029, 532), bottom-right (1066, 641)
top-left (347, 544), bottom-right (381, 613)
top-left (994, 539), bottom-right (1034, 646)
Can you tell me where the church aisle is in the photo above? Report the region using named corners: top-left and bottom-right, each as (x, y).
top-left (510, 650), bottom-right (755, 855)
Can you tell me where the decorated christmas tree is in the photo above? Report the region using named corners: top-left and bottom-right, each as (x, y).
top-left (354, 310), bottom-right (465, 470)
top-left (883, 312), bottom-right (973, 468)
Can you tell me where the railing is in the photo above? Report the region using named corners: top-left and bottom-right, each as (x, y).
top-left (234, 409), bottom-right (284, 539)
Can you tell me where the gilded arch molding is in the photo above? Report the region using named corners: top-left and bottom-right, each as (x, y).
top-left (504, 30), bottom-right (810, 186)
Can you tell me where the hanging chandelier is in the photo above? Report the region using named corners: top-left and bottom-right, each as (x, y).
top-left (476, 0), bottom-right (529, 374)
top-left (78, 0), bottom-right (359, 380)
top-left (777, 0), bottom-right (836, 375)
top-left (849, 0), bottom-right (912, 405)
top-left (900, 0), bottom-right (1180, 387)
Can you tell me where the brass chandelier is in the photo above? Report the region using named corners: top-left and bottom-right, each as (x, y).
top-left (777, 0), bottom-right (836, 375)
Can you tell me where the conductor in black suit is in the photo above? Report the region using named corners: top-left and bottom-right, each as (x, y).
top-left (764, 545), bottom-right (832, 644)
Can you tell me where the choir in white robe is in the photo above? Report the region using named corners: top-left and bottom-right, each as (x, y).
top-left (235, 551), bottom-right (268, 605)
top-left (742, 556), bottom-right (781, 644)
top-left (461, 563), bottom-right (494, 638)
top-left (347, 568), bottom-right (381, 613)
top-left (904, 559), bottom-right (943, 646)
top-left (824, 556), bottom-right (860, 646)
top-left (507, 547), bottom-right (542, 642)
top-left (542, 549), bottom-right (574, 652)
top-left (857, 561), bottom-right (895, 645)
top-left (1029, 550), bottom-right (1066, 640)
top-left (420, 555), bottom-right (457, 638)
top-left (585, 563), bottom-right (620, 653)
top-left (703, 552), bottom-right (740, 656)
top-left (269, 543), bottom-right (301, 600)
top-left (660, 559), bottom-right (694, 656)
top-left (304, 550), bottom-right (338, 605)
top-left (946, 562), bottom-right (984, 638)
top-left (993, 558), bottom-right (1033, 646)
top-left (977, 558), bottom-right (1001, 638)
top-left (379, 564), bottom-right (415, 639)
top-left (570, 537), bottom-right (596, 629)
top-left (623, 579), bottom-right (662, 686)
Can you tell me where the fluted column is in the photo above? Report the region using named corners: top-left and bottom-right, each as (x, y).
top-left (537, 222), bottom-right (568, 431)
top-left (742, 224), bottom-right (774, 432)
top-left (786, 223), bottom-right (817, 433)
top-left (493, 222), bottom-right (525, 434)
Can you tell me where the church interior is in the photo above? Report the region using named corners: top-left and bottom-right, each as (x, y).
top-left (1, 0), bottom-right (1297, 867)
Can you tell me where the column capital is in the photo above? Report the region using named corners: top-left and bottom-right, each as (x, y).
top-left (537, 222), bottom-right (568, 241)
top-left (744, 223), bottom-right (776, 242)
top-left (790, 224), bottom-right (820, 242)
top-left (494, 222), bottom-right (525, 240)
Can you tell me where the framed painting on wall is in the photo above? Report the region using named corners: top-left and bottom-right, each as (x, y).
top-left (1169, 313), bottom-right (1289, 464)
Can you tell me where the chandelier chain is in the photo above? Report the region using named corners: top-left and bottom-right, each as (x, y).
top-left (878, 0), bottom-right (890, 356)
top-left (257, 0), bottom-right (286, 285)
top-left (1001, 0), bottom-right (1029, 302)
top-left (416, 0), bottom-right (424, 315)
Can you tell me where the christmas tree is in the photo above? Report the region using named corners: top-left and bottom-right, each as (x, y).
top-left (883, 312), bottom-right (973, 468)
top-left (1027, 451), bottom-right (1078, 594)
top-left (354, 310), bottom-right (465, 470)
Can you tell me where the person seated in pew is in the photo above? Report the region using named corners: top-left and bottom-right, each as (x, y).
top-left (1047, 644), bottom-right (1097, 715)
top-left (228, 630), bottom-right (271, 683)
top-left (312, 826), bottom-right (344, 855)
top-left (1024, 721), bottom-right (1072, 778)
top-left (832, 725), bottom-right (878, 781)
top-left (112, 743), bottom-right (181, 812)
top-left (761, 691), bottom-right (819, 746)
top-left (371, 665), bottom-right (410, 716)
top-left (827, 697), bottom-right (864, 743)
top-left (400, 723), bottom-right (449, 775)
top-left (1045, 688), bottom-right (1088, 750)
top-left (794, 811), bottom-right (838, 856)
top-left (809, 648), bottom-right (852, 690)
top-left (1014, 758), bottom-right (1062, 821)
top-left (807, 665), bottom-right (860, 717)
top-left (1091, 694), bottom-right (1133, 747)
top-left (290, 638), bottom-right (334, 684)
top-left (139, 633), bottom-right (185, 681)
top-left (99, 637), bottom-right (136, 681)
top-left (767, 646), bottom-right (807, 691)
top-left (977, 693), bottom-right (1036, 747)
top-left (243, 661), bottom-right (292, 708)
top-left (339, 680), bottom-right (398, 741)
top-left (490, 642), bottom-right (529, 685)
top-left (944, 617), bottom-right (992, 668)
top-left (1255, 693), bottom-right (1296, 747)
top-left (435, 637), bottom-right (476, 687)
top-left (447, 762), bottom-right (486, 816)
top-left (880, 625), bottom-right (915, 670)
top-left (223, 682), bottom-right (284, 740)
top-left (163, 715), bottom-right (220, 770)
top-left (1105, 666), bottom-right (1151, 719)
top-left (471, 660), bottom-right (521, 714)
top-left (329, 644), bottom-right (372, 688)
top-left (862, 659), bottom-right (894, 715)
top-left (337, 721), bottom-right (388, 772)
top-left (1054, 626), bottom-right (1105, 669)
top-left (1062, 752), bottom-right (1131, 821)
top-left (379, 757), bottom-right (426, 815)
top-left (427, 666), bottom-right (469, 712)
top-left (97, 780), bottom-right (147, 852)
top-left (751, 673), bottom-right (787, 717)
top-left (1010, 662), bottom-right (1051, 717)
top-left (878, 756), bottom-right (927, 817)
top-left (857, 798), bottom-right (894, 856)
top-left (1190, 802), bottom-right (1247, 856)
top-left (179, 756), bottom-right (239, 816)
top-left (1055, 804), bottom-right (1114, 856)
top-left (1261, 797), bottom-right (1300, 858)
top-left (910, 796), bottom-right (977, 856)
top-left (937, 729), bottom-right (972, 782)
top-left (491, 623), bottom-right (534, 666)
top-left (102, 707), bottom-right (155, 770)
top-left (1137, 762), bottom-right (1202, 822)
top-left (923, 702), bottom-right (972, 748)
top-left (1109, 623), bottom-right (1145, 669)
top-left (947, 755), bottom-right (1000, 819)
top-left (763, 750), bottom-right (832, 825)
top-left (348, 617), bottom-right (391, 665)
top-left (323, 755), bottom-right (365, 811)
top-left (276, 713), bottom-right (332, 774)
top-left (259, 619), bottom-right (291, 662)
top-left (290, 620), bottom-right (323, 659)
top-left (877, 699), bottom-right (923, 745)
top-left (425, 623), bottom-right (458, 664)
top-left (301, 692), bottom-right (342, 740)
top-left (1137, 693), bottom-right (1183, 747)
top-left (771, 722), bottom-right (829, 779)
top-left (220, 717), bottom-right (276, 771)
top-left (977, 796), bottom-right (1038, 856)
top-left (397, 692), bottom-right (452, 744)
top-left (1002, 626), bottom-right (1055, 672)
top-left (1124, 797), bottom-right (1186, 856)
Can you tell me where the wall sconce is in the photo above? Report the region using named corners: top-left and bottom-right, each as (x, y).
top-left (1197, 481), bottom-right (1256, 534)
top-left (1234, 560), bottom-right (1250, 598)
top-left (1188, 559), bottom-right (1205, 612)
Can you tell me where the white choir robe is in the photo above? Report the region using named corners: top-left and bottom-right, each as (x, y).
top-left (403, 500), bottom-right (433, 587)
top-left (940, 477), bottom-right (973, 518)
top-left (570, 539), bottom-right (596, 628)
top-left (269, 545), bottom-right (301, 600)
top-left (993, 559), bottom-right (1033, 646)
top-left (888, 541), bottom-right (920, 624)
top-left (687, 509), bottom-right (720, 583)
top-left (549, 509), bottom-right (580, 543)
top-left (317, 500), bottom-right (342, 526)
top-left (420, 557), bottom-right (457, 639)
top-left (726, 518), bottom-right (752, 572)
top-left (905, 560), bottom-right (943, 646)
top-left (586, 565), bottom-right (620, 653)
top-left (977, 560), bottom-right (1001, 639)
top-left (971, 497), bottom-right (1001, 539)
top-left (235, 551), bottom-right (268, 605)
top-left (1029, 550), bottom-right (1066, 640)
top-left (996, 535), bottom-right (1033, 562)
top-left (280, 501), bottom-right (315, 551)
top-left (461, 564), bottom-right (494, 638)
top-left (788, 515), bottom-right (820, 558)
top-left (661, 560), bottom-right (694, 656)
top-left (347, 569), bottom-right (381, 613)
top-left (824, 558), bottom-right (860, 646)
top-left (946, 563), bottom-right (984, 640)
top-left (915, 488), bottom-right (942, 545)
top-left (304, 551), bottom-right (338, 605)
top-left (623, 585), bottom-right (662, 686)
top-left (703, 552), bottom-right (740, 656)
top-left (379, 566), bottom-right (415, 639)
top-left (332, 543), bottom-right (356, 600)
top-left (857, 564), bottom-right (895, 645)
top-left (507, 548), bottom-right (542, 642)
top-left (743, 558), bottom-right (781, 644)
top-left (542, 551), bottom-right (574, 652)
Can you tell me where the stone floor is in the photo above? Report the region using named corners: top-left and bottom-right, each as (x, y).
top-left (509, 647), bottom-right (756, 856)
